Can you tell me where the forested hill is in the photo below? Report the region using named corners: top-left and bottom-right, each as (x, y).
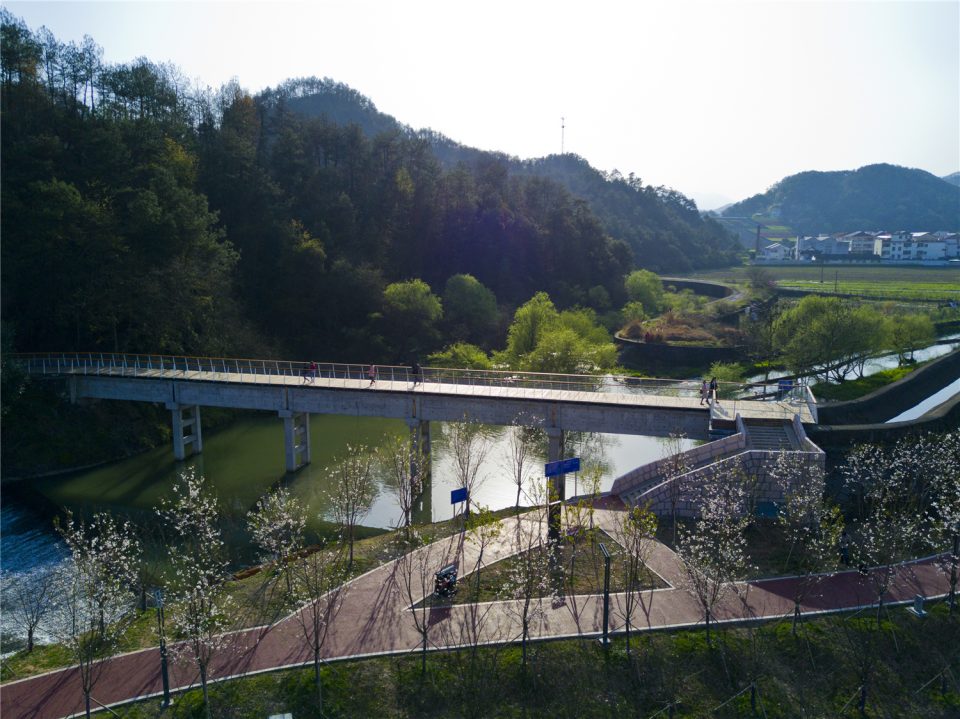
top-left (1, 17), bottom-right (638, 363)
top-left (267, 78), bottom-right (742, 273)
top-left (722, 164), bottom-right (960, 233)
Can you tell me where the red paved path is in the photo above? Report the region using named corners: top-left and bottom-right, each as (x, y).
top-left (1, 510), bottom-right (951, 719)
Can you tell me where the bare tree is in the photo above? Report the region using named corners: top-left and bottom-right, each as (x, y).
top-left (676, 466), bottom-right (751, 648)
top-left (465, 506), bottom-right (503, 597)
top-left (661, 432), bottom-right (691, 547)
top-left (771, 450), bottom-right (842, 633)
top-left (448, 416), bottom-right (493, 518)
top-left (614, 504), bottom-right (658, 656)
top-left (499, 479), bottom-right (553, 677)
top-left (291, 546), bottom-right (347, 712)
top-left (327, 444), bottom-right (377, 569)
top-left (393, 538), bottom-right (438, 677)
top-left (502, 414), bottom-right (543, 512)
top-left (2, 568), bottom-right (57, 652)
top-left (379, 434), bottom-right (427, 541)
top-left (54, 511), bottom-right (141, 719)
top-left (247, 486), bottom-right (307, 593)
top-left (161, 469), bottom-right (233, 719)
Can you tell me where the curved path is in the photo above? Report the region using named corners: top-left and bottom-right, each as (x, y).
top-left (1, 509), bottom-right (951, 719)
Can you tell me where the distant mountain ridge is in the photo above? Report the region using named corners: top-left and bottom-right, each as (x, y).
top-left (721, 164), bottom-right (960, 234)
top-left (264, 78), bottom-right (742, 273)
top-left (943, 172), bottom-right (960, 187)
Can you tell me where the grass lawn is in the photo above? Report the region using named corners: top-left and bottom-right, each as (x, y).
top-left (422, 529), bottom-right (667, 608)
top-left (812, 366), bottom-right (915, 402)
top-left (689, 265), bottom-right (960, 302)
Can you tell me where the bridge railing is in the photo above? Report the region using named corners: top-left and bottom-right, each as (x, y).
top-left (12, 353), bottom-right (811, 412)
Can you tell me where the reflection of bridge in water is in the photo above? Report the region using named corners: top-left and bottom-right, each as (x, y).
top-left (16, 353), bottom-right (822, 516)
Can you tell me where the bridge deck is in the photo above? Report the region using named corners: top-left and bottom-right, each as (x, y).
top-left (54, 364), bottom-right (815, 424)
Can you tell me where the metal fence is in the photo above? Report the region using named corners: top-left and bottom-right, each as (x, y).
top-left (12, 352), bottom-right (811, 412)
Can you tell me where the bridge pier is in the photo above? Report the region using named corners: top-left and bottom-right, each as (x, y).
top-left (546, 428), bottom-right (566, 542)
top-left (406, 418), bottom-right (432, 486)
top-left (167, 404), bottom-right (202, 460)
top-left (280, 411), bottom-right (311, 473)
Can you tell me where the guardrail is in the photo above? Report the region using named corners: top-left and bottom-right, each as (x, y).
top-left (12, 352), bottom-right (812, 410)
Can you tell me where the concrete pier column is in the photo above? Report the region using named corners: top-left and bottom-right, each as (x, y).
top-left (546, 427), bottom-right (565, 542)
top-left (280, 410), bottom-right (311, 473)
top-left (167, 404), bottom-right (202, 461)
top-left (406, 419), bottom-right (432, 486)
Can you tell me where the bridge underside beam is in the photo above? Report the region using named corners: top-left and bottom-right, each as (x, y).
top-left (71, 376), bottom-right (712, 440)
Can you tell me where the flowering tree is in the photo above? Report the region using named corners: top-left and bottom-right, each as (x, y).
top-left (844, 440), bottom-right (924, 625)
top-left (246, 486), bottom-right (307, 593)
top-left (327, 444), bottom-right (377, 568)
top-left (54, 511), bottom-right (141, 719)
top-left (676, 465), bottom-right (751, 647)
top-left (291, 546), bottom-right (347, 711)
top-left (771, 450), bottom-right (842, 633)
top-left (160, 469), bottom-right (233, 719)
top-left (614, 504), bottom-right (658, 656)
top-left (919, 431), bottom-right (960, 611)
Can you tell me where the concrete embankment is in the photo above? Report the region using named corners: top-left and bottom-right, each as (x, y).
top-left (808, 349), bottom-right (960, 449)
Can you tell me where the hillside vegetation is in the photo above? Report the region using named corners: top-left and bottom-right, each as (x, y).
top-left (271, 78), bottom-right (744, 273)
top-left (722, 163), bottom-right (960, 234)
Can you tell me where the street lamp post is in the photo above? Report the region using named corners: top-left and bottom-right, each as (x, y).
top-left (154, 589), bottom-right (170, 707)
top-left (599, 543), bottom-right (611, 655)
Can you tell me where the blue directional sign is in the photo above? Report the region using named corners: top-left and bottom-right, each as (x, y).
top-left (451, 487), bottom-right (468, 504)
top-left (544, 457), bottom-right (580, 477)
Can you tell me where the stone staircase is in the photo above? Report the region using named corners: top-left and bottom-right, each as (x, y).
top-left (744, 420), bottom-right (798, 451)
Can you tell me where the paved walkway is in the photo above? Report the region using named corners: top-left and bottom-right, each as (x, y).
top-left (1, 509), bottom-right (950, 719)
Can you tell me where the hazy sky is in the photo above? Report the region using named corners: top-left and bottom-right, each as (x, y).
top-left (5, 0), bottom-right (959, 208)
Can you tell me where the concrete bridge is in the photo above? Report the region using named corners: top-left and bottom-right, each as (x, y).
top-left (16, 353), bottom-right (818, 514)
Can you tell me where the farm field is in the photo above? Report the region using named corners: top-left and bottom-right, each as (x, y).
top-left (690, 265), bottom-right (960, 301)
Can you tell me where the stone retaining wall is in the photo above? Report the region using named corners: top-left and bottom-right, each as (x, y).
top-left (613, 422), bottom-right (746, 500)
top-left (817, 349), bottom-right (959, 425)
top-left (634, 450), bottom-right (826, 518)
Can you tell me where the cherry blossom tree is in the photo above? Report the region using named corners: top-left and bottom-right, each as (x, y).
top-left (54, 510), bottom-right (141, 719)
top-left (160, 469), bottom-right (233, 719)
top-left (327, 444), bottom-right (377, 569)
top-left (844, 441), bottom-right (924, 625)
top-left (247, 486), bottom-right (307, 593)
top-left (771, 450), bottom-right (842, 633)
top-left (676, 465), bottom-right (751, 647)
